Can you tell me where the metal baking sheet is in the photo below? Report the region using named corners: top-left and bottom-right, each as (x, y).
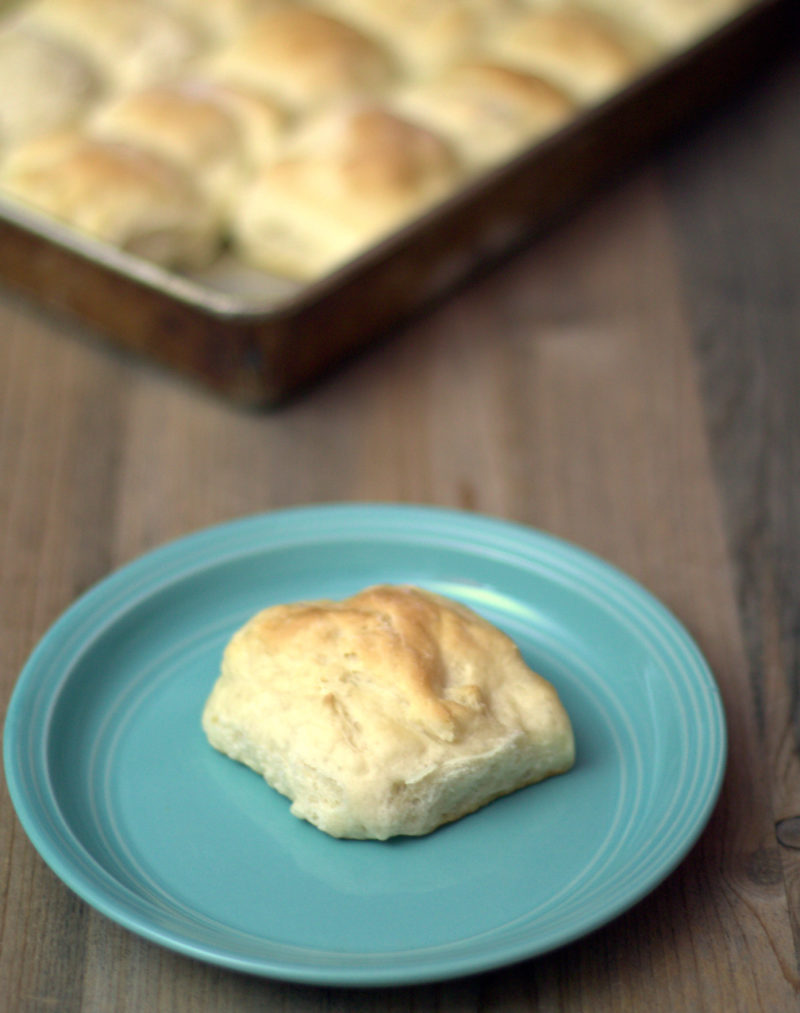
top-left (0, 0), bottom-right (795, 406)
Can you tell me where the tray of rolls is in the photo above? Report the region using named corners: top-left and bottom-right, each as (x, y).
top-left (0, 0), bottom-right (794, 404)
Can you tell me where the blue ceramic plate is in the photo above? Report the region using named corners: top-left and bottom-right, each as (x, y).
top-left (4, 505), bottom-right (726, 986)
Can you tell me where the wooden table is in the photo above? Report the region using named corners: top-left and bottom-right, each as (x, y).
top-left (2, 37), bottom-right (799, 1013)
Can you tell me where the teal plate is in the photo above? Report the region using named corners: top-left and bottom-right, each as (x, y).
top-left (3, 504), bottom-right (726, 987)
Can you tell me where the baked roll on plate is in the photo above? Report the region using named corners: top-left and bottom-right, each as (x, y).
top-left (202, 585), bottom-right (575, 840)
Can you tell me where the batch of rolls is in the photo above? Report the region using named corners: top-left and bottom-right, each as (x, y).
top-left (0, 0), bottom-right (749, 282)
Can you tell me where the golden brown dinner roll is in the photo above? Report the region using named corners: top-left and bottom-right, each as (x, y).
top-left (0, 0), bottom-right (753, 283)
top-left (18, 0), bottom-right (203, 93)
top-left (202, 585), bottom-right (575, 840)
top-left (87, 80), bottom-right (286, 212)
top-left (395, 60), bottom-right (575, 169)
top-left (576, 0), bottom-right (749, 50)
top-left (231, 103), bottom-right (463, 279)
top-left (0, 22), bottom-right (101, 154)
top-left (202, 7), bottom-right (397, 113)
top-left (0, 131), bottom-right (221, 267)
top-left (155, 0), bottom-right (284, 43)
top-left (317, 0), bottom-right (519, 76)
top-left (488, 7), bottom-right (648, 104)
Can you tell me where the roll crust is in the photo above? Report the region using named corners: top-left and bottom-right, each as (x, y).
top-left (202, 585), bottom-right (575, 840)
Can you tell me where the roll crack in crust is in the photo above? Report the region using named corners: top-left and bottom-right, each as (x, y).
top-left (202, 585), bottom-right (575, 840)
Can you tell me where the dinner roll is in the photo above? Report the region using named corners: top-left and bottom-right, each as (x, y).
top-left (488, 8), bottom-right (647, 104)
top-left (19, 0), bottom-right (203, 92)
top-left (317, 0), bottom-right (519, 76)
top-left (395, 61), bottom-right (575, 169)
top-left (576, 0), bottom-right (749, 49)
top-left (231, 104), bottom-right (463, 279)
top-left (0, 22), bottom-right (101, 154)
top-left (87, 80), bottom-right (286, 213)
top-left (202, 7), bottom-right (396, 113)
top-left (155, 0), bottom-right (285, 43)
top-left (202, 585), bottom-right (575, 840)
top-left (0, 131), bottom-right (221, 267)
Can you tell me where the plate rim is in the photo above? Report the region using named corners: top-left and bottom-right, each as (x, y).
top-left (3, 503), bottom-right (728, 986)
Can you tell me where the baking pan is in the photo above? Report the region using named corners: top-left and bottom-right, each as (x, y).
top-left (0, 0), bottom-right (795, 407)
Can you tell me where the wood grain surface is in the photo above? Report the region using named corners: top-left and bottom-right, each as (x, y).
top-left (2, 34), bottom-right (799, 1013)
